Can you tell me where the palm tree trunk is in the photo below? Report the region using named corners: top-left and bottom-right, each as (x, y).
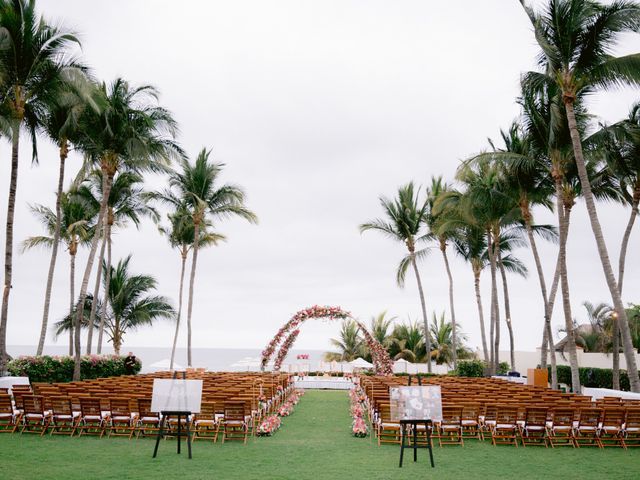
top-left (37, 141), bottom-right (68, 355)
top-left (440, 240), bottom-right (457, 370)
top-left (411, 256), bottom-right (431, 373)
top-left (186, 219), bottom-right (201, 367)
top-left (113, 318), bottom-right (121, 356)
top-left (69, 253), bottom-right (75, 356)
top-left (554, 174), bottom-right (581, 392)
top-left (0, 122), bottom-right (21, 375)
top-left (498, 253), bottom-right (515, 371)
top-left (87, 236), bottom-right (105, 354)
top-left (565, 101), bottom-right (640, 392)
top-left (614, 185), bottom-right (639, 390)
top-left (97, 221), bottom-right (112, 353)
top-left (544, 257), bottom-right (561, 389)
top-left (88, 233), bottom-right (106, 354)
top-left (487, 229), bottom-right (500, 374)
top-left (473, 264), bottom-right (490, 364)
top-left (73, 169), bottom-right (113, 381)
top-left (170, 251), bottom-right (188, 370)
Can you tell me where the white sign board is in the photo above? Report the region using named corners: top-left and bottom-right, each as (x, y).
top-left (390, 385), bottom-right (443, 422)
top-left (151, 379), bottom-right (203, 413)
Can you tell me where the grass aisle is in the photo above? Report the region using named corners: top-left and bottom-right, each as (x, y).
top-left (1, 390), bottom-right (639, 479)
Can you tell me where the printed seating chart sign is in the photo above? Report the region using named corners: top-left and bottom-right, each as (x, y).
top-left (390, 385), bottom-right (443, 422)
top-left (151, 379), bottom-right (203, 413)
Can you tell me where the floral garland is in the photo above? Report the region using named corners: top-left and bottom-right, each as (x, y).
top-left (257, 389), bottom-right (304, 436)
top-left (349, 387), bottom-right (368, 437)
top-left (261, 305), bottom-right (394, 376)
top-left (273, 329), bottom-right (300, 371)
top-left (257, 415), bottom-right (281, 436)
top-left (261, 305), bottom-right (350, 370)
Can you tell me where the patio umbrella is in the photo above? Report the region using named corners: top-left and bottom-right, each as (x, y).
top-left (350, 358), bottom-right (373, 369)
top-left (147, 358), bottom-right (184, 372)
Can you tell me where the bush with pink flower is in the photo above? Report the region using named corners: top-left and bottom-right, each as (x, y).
top-left (257, 415), bottom-right (281, 436)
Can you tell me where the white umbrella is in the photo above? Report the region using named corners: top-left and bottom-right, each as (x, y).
top-left (393, 358), bottom-right (412, 374)
top-left (350, 358), bottom-right (373, 369)
top-left (147, 358), bottom-right (184, 372)
top-left (230, 357), bottom-right (262, 370)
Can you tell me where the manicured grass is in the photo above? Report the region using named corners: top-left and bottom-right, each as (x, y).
top-left (1, 390), bottom-right (638, 480)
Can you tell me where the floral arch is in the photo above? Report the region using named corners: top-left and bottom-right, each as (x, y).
top-left (260, 305), bottom-right (393, 376)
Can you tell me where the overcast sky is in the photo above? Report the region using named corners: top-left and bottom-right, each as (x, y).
top-left (2, 0), bottom-right (640, 356)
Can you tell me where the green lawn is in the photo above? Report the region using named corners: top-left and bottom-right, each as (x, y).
top-left (0, 390), bottom-right (638, 480)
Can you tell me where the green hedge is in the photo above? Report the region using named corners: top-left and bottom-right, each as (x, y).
top-left (6, 355), bottom-right (141, 383)
top-left (551, 365), bottom-right (634, 391)
top-left (455, 360), bottom-right (510, 377)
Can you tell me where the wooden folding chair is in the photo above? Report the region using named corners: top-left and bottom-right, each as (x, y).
top-left (519, 407), bottom-right (549, 447)
top-left (438, 405), bottom-right (464, 446)
top-left (108, 398), bottom-right (135, 438)
top-left (624, 407), bottom-right (640, 447)
top-left (221, 402), bottom-right (248, 444)
top-left (376, 404), bottom-right (401, 446)
top-left (78, 397), bottom-right (107, 437)
top-left (136, 398), bottom-right (160, 438)
top-left (482, 404), bottom-right (497, 440)
top-left (0, 393), bottom-right (20, 433)
top-left (20, 395), bottom-right (51, 436)
top-left (574, 408), bottom-right (602, 448)
top-left (599, 408), bottom-right (626, 449)
top-left (461, 403), bottom-right (482, 440)
top-left (492, 405), bottom-right (519, 447)
top-left (192, 401), bottom-right (219, 442)
top-left (548, 408), bottom-right (575, 447)
top-left (49, 396), bottom-right (79, 436)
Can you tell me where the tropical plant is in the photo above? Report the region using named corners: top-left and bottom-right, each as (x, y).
top-left (389, 320), bottom-right (426, 362)
top-left (0, 0), bottom-right (85, 373)
top-left (153, 148), bottom-right (257, 366)
top-left (158, 206), bottom-right (224, 369)
top-left (324, 320), bottom-right (365, 362)
top-left (69, 78), bottom-right (181, 379)
top-left (368, 311), bottom-right (396, 349)
top-left (22, 190), bottom-right (97, 355)
top-left (519, 0), bottom-right (640, 392)
top-left (428, 312), bottom-right (470, 366)
top-left (360, 183), bottom-right (433, 372)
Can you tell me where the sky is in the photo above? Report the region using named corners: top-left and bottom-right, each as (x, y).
top-left (2, 0), bottom-right (640, 357)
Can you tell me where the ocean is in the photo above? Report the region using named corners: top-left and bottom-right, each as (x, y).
top-left (6, 345), bottom-right (331, 373)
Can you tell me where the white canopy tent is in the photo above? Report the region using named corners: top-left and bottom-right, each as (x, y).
top-left (229, 356), bottom-right (262, 371)
top-left (350, 358), bottom-right (373, 369)
top-left (393, 358), bottom-right (417, 374)
top-left (146, 358), bottom-right (184, 372)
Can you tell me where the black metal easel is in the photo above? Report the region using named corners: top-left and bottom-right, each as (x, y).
top-left (398, 374), bottom-right (435, 468)
top-left (152, 371), bottom-right (193, 459)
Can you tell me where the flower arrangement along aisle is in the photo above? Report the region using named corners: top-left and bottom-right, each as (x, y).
top-left (257, 389), bottom-right (304, 437)
top-left (349, 386), bottom-right (369, 438)
top-left (257, 415), bottom-right (281, 437)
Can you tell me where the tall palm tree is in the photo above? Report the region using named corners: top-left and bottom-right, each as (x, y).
top-left (325, 320), bottom-right (365, 362)
top-left (70, 78), bottom-right (181, 379)
top-left (520, 0), bottom-right (640, 392)
top-left (0, 0), bottom-right (84, 373)
top-left (22, 190), bottom-right (96, 355)
top-left (154, 149), bottom-right (257, 366)
top-left (360, 183), bottom-right (433, 372)
top-left (590, 102), bottom-right (640, 388)
top-left (75, 169), bottom-right (159, 354)
top-left (36, 82), bottom-right (99, 356)
top-left (158, 207), bottom-right (224, 370)
top-left (425, 177), bottom-right (460, 369)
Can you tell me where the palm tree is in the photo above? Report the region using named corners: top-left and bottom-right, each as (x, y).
top-left (368, 311), bottom-right (396, 349)
top-left (158, 207), bottom-right (224, 370)
top-left (520, 0), bottom-right (640, 392)
top-left (425, 177), bottom-right (460, 369)
top-left (154, 149), bottom-right (257, 366)
top-left (0, 0), bottom-right (85, 373)
top-left (75, 169), bottom-right (159, 354)
top-left (324, 320), bottom-right (365, 362)
top-left (360, 183), bottom-right (433, 372)
top-left (390, 320), bottom-right (426, 362)
top-left (35, 82), bottom-right (99, 356)
top-left (429, 312), bottom-right (469, 366)
top-left (54, 256), bottom-right (175, 355)
top-left (22, 190), bottom-right (96, 355)
top-left (70, 78), bottom-right (181, 379)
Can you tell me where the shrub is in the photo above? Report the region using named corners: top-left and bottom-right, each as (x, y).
top-left (6, 355), bottom-right (141, 383)
top-left (498, 362), bottom-right (510, 375)
top-left (455, 360), bottom-right (486, 377)
top-left (551, 365), bottom-right (634, 391)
